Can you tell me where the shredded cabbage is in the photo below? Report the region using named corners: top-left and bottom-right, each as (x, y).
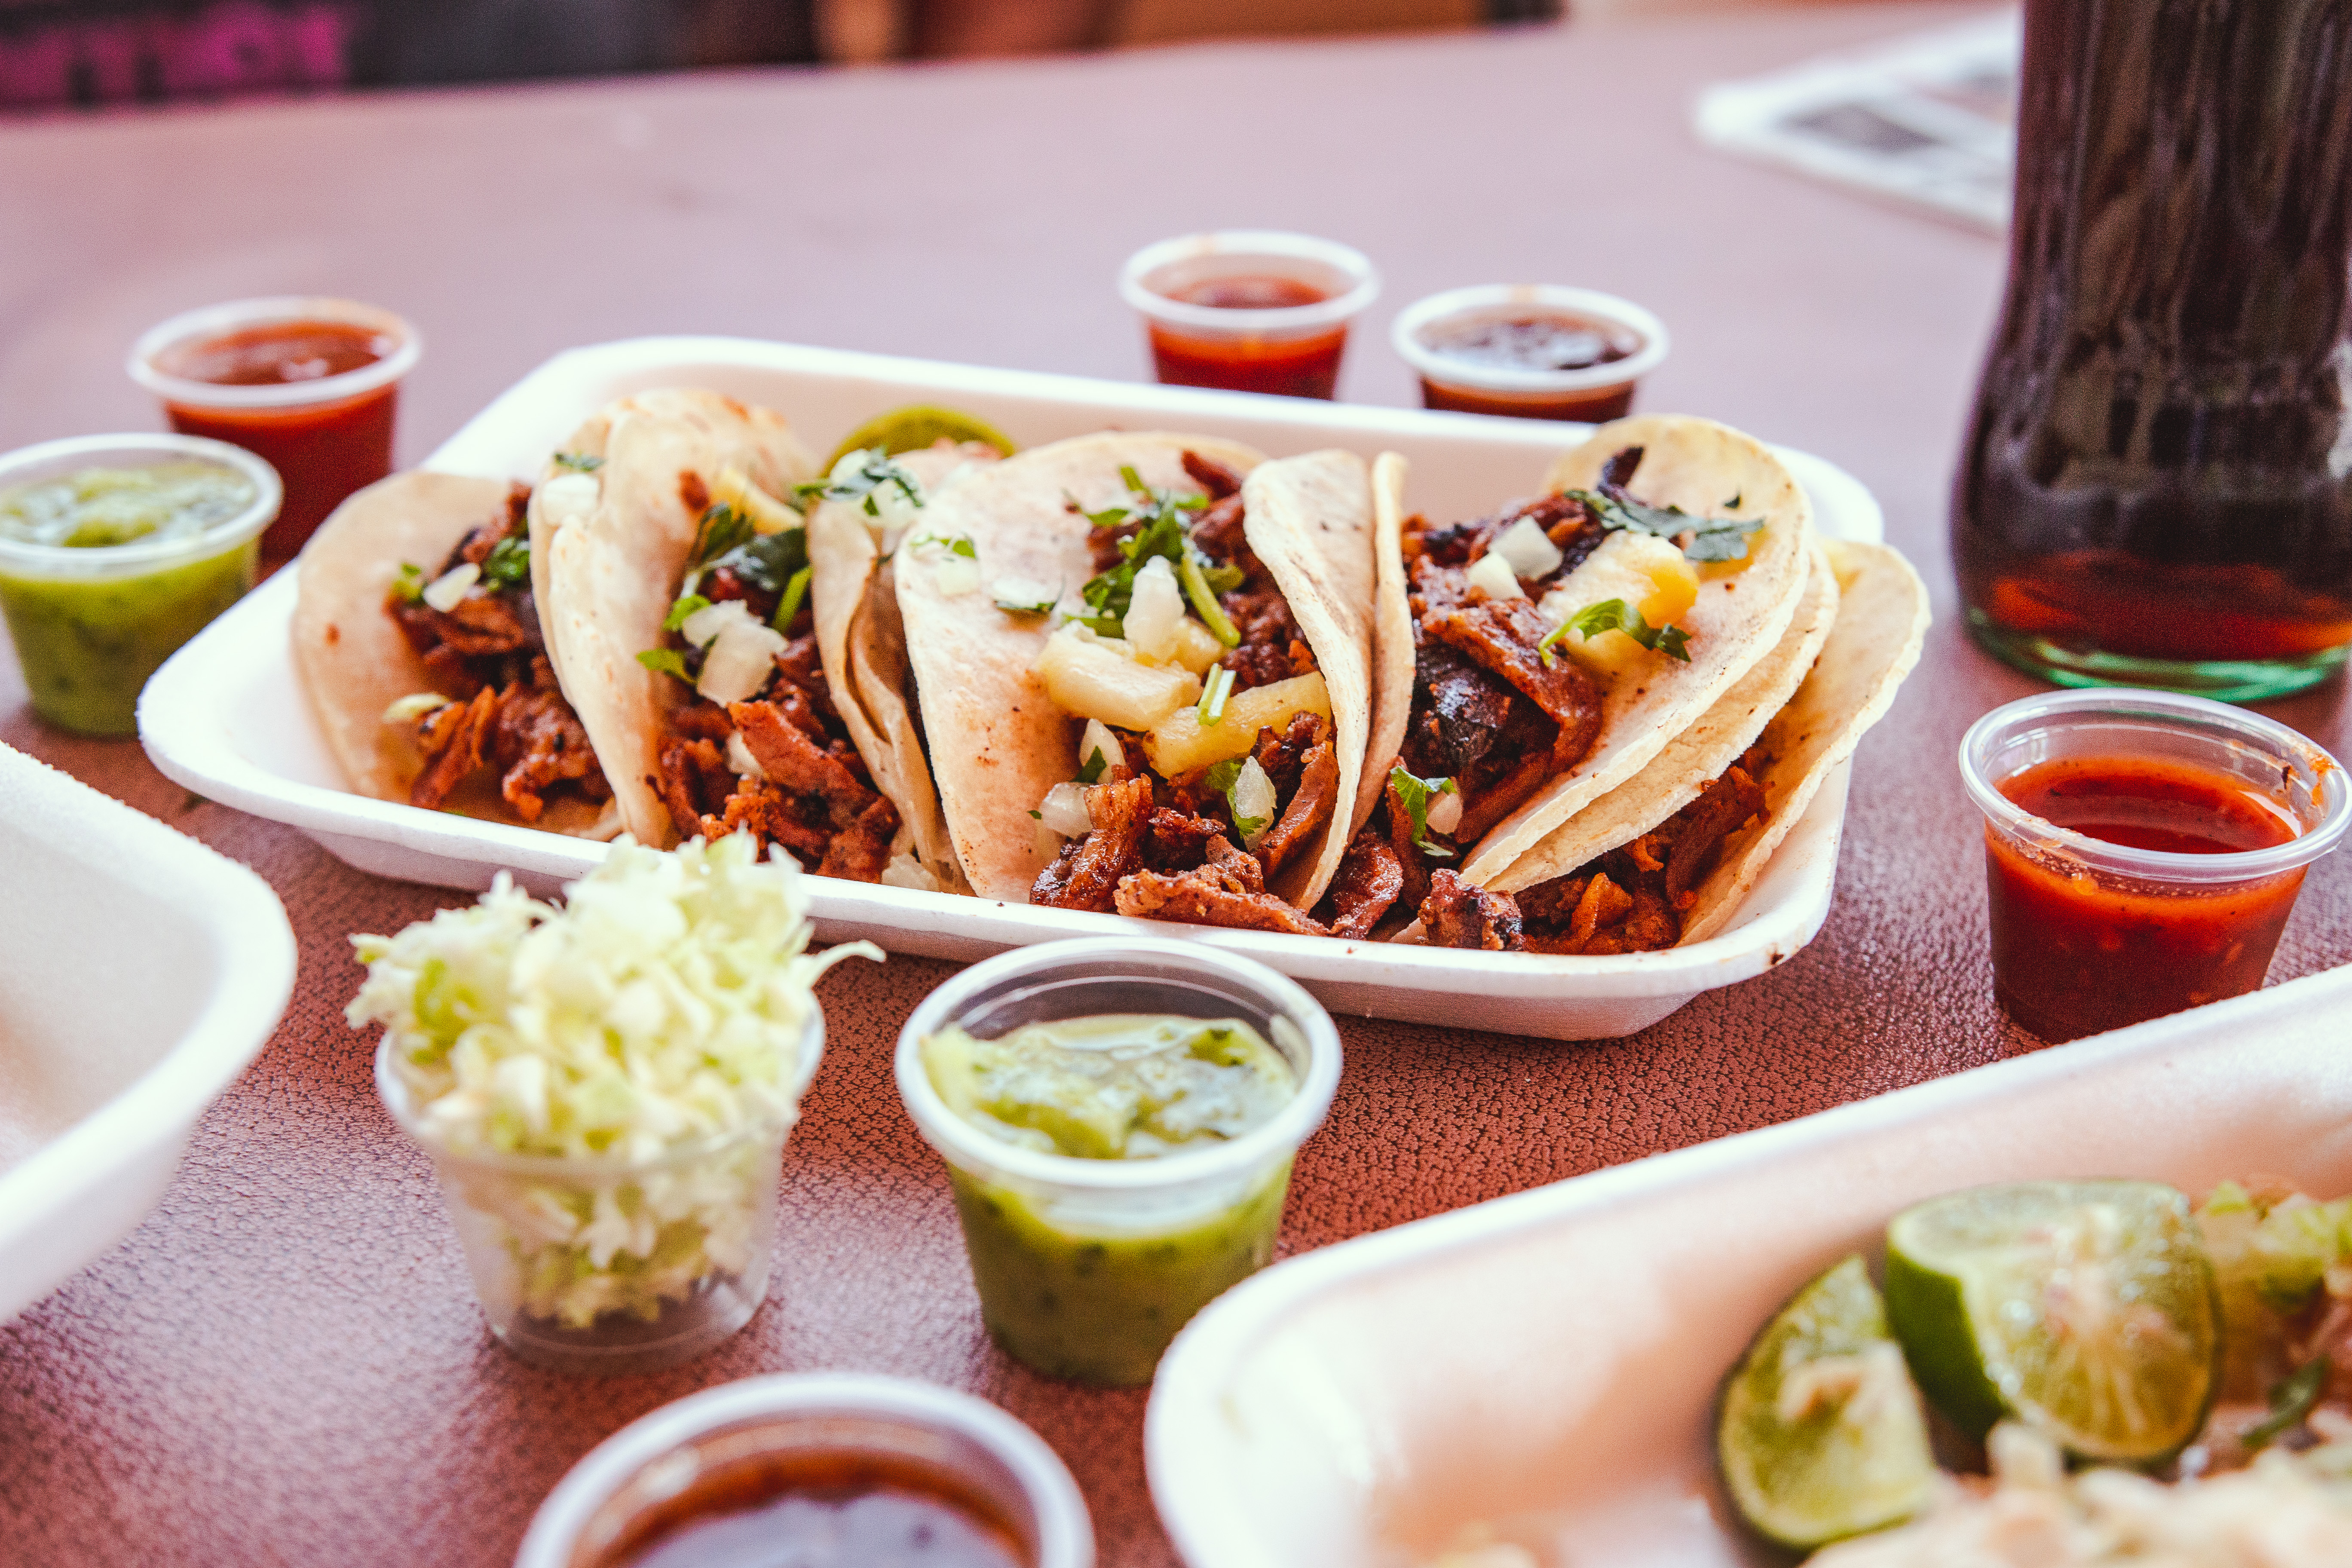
top-left (349, 835), bottom-right (879, 1329)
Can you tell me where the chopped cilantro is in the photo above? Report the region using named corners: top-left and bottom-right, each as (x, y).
top-left (773, 565), bottom-right (811, 632)
top-left (1073, 469), bottom-right (1225, 639)
top-left (478, 533), bottom-right (531, 589)
top-left (391, 561), bottom-right (426, 604)
top-left (1075, 744), bottom-right (1110, 786)
top-left (2245, 1359), bottom-right (2329, 1451)
top-left (1565, 486), bottom-right (1764, 564)
top-left (636, 648), bottom-right (691, 680)
top-left (1540, 599), bottom-right (1692, 665)
top-left (1196, 665), bottom-right (1235, 728)
top-left (796, 449), bottom-right (924, 518)
top-left (1387, 766), bottom-right (1458, 858)
top-left (662, 593), bottom-right (712, 632)
top-left (689, 503), bottom-right (757, 573)
top-left (551, 452), bottom-right (604, 472)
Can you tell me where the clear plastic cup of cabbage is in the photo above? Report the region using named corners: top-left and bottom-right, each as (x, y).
top-left (896, 938), bottom-right (1341, 1388)
top-left (374, 1010), bottom-right (821, 1376)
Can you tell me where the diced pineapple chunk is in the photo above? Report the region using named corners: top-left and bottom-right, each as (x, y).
top-left (1537, 532), bottom-right (1699, 679)
top-left (1163, 616), bottom-right (1225, 675)
top-left (1037, 626), bottom-right (1200, 731)
top-left (1143, 671), bottom-right (1330, 777)
top-left (711, 464), bottom-right (799, 535)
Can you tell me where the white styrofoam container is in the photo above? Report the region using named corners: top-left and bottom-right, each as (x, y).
top-left (1146, 964), bottom-right (2352, 1568)
top-left (0, 742), bottom-right (294, 1323)
top-left (139, 338), bottom-right (1883, 1041)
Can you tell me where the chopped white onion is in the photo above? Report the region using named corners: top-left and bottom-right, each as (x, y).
top-left (1039, 781), bottom-right (1093, 837)
top-left (1124, 555), bottom-right (1184, 660)
top-left (992, 576), bottom-right (1059, 613)
top-left (1231, 756), bottom-right (1278, 848)
top-left (726, 731), bottom-right (763, 778)
top-left (933, 554), bottom-right (981, 597)
top-left (422, 562), bottom-right (480, 612)
top-left (827, 449), bottom-right (873, 484)
top-left (1078, 719), bottom-right (1124, 779)
top-left (1493, 515), bottom-right (1564, 580)
top-left (680, 598), bottom-right (748, 649)
top-left (537, 470), bottom-right (600, 522)
top-left (1465, 551), bottom-right (1525, 601)
top-left (697, 616), bottom-right (788, 706)
top-left (881, 855), bottom-right (942, 893)
top-left (1425, 785), bottom-right (1464, 835)
top-left (382, 692), bottom-right (450, 725)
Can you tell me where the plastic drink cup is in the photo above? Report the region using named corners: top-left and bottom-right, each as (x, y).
top-left (897, 938), bottom-right (1341, 1387)
top-left (516, 1372), bottom-right (1094, 1568)
top-left (1959, 689), bottom-right (2347, 1041)
top-left (1391, 284), bottom-right (1669, 422)
top-left (1120, 231), bottom-right (1379, 400)
top-left (129, 296), bottom-right (419, 567)
top-left (0, 432), bottom-right (278, 737)
top-left (373, 1009), bottom-right (822, 1375)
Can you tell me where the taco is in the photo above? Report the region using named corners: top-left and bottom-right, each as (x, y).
top-left (1411, 537), bottom-right (1927, 952)
top-left (900, 435), bottom-right (1387, 932)
top-left (527, 389), bottom-right (975, 880)
top-left (1308, 414), bottom-right (1818, 942)
top-left (292, 470), bottom-right (618, 836)
top-left (805, 438), bottom-right (1005, 893)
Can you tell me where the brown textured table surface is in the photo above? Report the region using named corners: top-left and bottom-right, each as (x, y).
top-left (3, 6), bottom-right (2347, 1564)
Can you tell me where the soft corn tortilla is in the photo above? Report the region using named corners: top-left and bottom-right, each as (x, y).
top-left (1675, 538), bottom-right (1929, 946)
top-left (906, 431), bottom-right (1391, 904)
top-left (533, 390), bottom-right (816, 848)
top-left (1482, 541), bottom-right (1841, 894)
top-left (1360, 450), bottom-right (1415, 837)
top-left (806, 441), bottom-right (999, 894)
top-left (290, 470), bottom-right (616, 836)
top-left (1424, 414), bottom-right (1816, 884)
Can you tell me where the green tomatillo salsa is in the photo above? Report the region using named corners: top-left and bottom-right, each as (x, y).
top-left (921, 1014), bottom-right (1300, 1385)
top-left (0, 458), bottom-right (264, 735)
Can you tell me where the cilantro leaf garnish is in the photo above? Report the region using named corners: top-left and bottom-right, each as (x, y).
top-left (1386, 766), bottom-right (1457, 858)
top-left (391, 561), bottom-right (426, 604)
top-left (689, 503), bottom-right (757, 574)
top-left (796, 449), bottom-right (924, 518)
top-left (1204, 757), bottom-right (1267, 843)
top-left (2246, 1358), bottom-right (2329, 1451)
top-left (1073, 469), bottom-right (1225, 640)
top-left (662, 593), bottom-right (712, 632)
top-left (636, 648), bottom-right (691, 680)
top-left (478, 533), bottom-right (531, 590)
top-left (1540, 598), bottom-right (1692, 666)
top-left (551, 452), bottom-right (603, 472)
top-left (1075, 744), bottom-right (1110, 786)
top-left (1565, 485), bottom-right (1764, 564)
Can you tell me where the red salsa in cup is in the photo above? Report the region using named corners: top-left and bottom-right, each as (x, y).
top-left (132, 300), bottom-right (417, 568)
top-left (1146, 275), bottom-right (1349, 399)
top-left (1985, 756), bottom-right (2306, 1040)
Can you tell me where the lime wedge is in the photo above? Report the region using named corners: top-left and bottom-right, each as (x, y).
top-left (1716, 1256), bottom-right (1937, 1549)
top-left (1884, 1180), bottom-right (2219, 1464)
top-left (824, 406), bottom-right (1017, 470)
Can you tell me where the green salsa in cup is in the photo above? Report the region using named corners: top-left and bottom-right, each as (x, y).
top-left (897, 941), bottom-right (1341, 1387)
top-left (0, 435), bottom-right (279, 735)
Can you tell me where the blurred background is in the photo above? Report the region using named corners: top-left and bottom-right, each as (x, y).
top-left (0, 0), bottom-right (1921, 108)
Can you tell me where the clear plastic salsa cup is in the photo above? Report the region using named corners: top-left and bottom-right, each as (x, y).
top-left (374, 1007), bottom-right (823, 1376)
top-left (897, 938), bottom-right (1341, 1387)
top-left (1119, 230), bottom-right (1379, 400)
top-left (0, 432), bottom-right (279, 737)
top-left (1391, 283), bottom-right (1669, 422)
top-left (516, 1373), bottom-right (1094, 1568)
top-left (1959, 688), bottom-right (2348, 1041)
top-left (129, 295), bottom-right (419, 566)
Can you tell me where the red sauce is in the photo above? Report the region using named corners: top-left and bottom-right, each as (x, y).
top-left (1985, 756), bottom-right (2306, 1040)
top-left (1418, 310), bottom-right (1638, 374)
top-left (597, 1449), bottom-right (1028, 1568)
top-left (1145, 274), bottom-right (1347, 399)
top-left (1416, 378), bottom-right (1637, 423)
top-left (152, 319), bottom-right (401, 566)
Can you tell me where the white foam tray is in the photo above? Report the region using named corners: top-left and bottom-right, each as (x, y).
top-left (1147, 964), bottom-right (2352, 1568)
top-left (0, 742), bottom-right (294, 1323)
top-left (140, 337), bottom-right (1883, 1042)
